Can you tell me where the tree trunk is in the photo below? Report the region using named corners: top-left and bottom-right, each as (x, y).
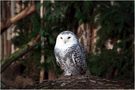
top-left (77, 23), bottom-right (91, 53)
top-left (39, 0), bottom-right (45, 83)
top-left (11, 1), bottom-right (16, 54)
top-left (48, 68), bottom-right (56, 80)
top-left (77, 23), bottom-right (98, 54)
top-left (0, 1), bottom-right (12, 60)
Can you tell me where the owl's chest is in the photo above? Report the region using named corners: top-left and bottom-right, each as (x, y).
top-left (58, 47), bottom-right (72, 58)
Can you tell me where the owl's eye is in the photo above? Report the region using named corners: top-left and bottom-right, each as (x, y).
top-left (67, 36), bottom-right (71, 39)
top-left (60, 37), bottom-right (63, 39)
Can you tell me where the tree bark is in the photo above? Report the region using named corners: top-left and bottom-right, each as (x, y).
top-left (1, 35), bottom-right (40, 73)
top-left (48, 68), bottom-right (56, 80)
top-left (77, 23), bottom-right (91, 53)
top-left (0, 2), bottom-right (35, 34)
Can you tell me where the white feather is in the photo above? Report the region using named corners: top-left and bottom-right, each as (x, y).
top-left (54, 31), bottom-right (86, 76)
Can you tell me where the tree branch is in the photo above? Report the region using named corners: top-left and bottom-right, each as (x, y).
top-left (1, 34), bottom-right (40, 73)
top-left (0, 2), bottom-right (36, 34)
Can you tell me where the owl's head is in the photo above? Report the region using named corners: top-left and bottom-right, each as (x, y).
top-left (55, 31), bottom-right (78, 48)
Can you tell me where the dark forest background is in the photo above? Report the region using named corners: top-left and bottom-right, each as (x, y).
top-left (0, 1), bottom-right (134, 88)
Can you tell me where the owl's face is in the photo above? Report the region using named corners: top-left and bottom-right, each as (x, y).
top-left (55, 31), bottom-right (78, 49)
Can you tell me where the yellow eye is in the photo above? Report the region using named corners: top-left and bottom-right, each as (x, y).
top-left (67, 36), bottom-right (71, 39)
top-left (60, 37), bottom-right (63, 39)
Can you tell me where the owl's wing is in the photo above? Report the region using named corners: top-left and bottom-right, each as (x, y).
top-left (54, 48), bottom-right (64, 70)
top-left (71, 44), bottom-right (86, 73)
top-left (54, 48), bottom-right (61, 66)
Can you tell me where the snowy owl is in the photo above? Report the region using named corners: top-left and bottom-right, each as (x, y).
top-left (54, 31), bottom-right (87, 76)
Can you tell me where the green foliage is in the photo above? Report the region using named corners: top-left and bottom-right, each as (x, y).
top-left (11, 16), bottom-right (32, 47)
top-left (88, 1), bottom-right (133, 81)
top-left (12, 1), bottom-right (133, 81)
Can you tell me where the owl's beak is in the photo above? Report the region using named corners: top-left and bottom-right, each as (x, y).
top-left (64, 40), bottom-right (67, 44)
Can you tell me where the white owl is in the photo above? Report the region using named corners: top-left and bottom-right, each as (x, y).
top-left (54, 31), bottom-right (87, 76)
